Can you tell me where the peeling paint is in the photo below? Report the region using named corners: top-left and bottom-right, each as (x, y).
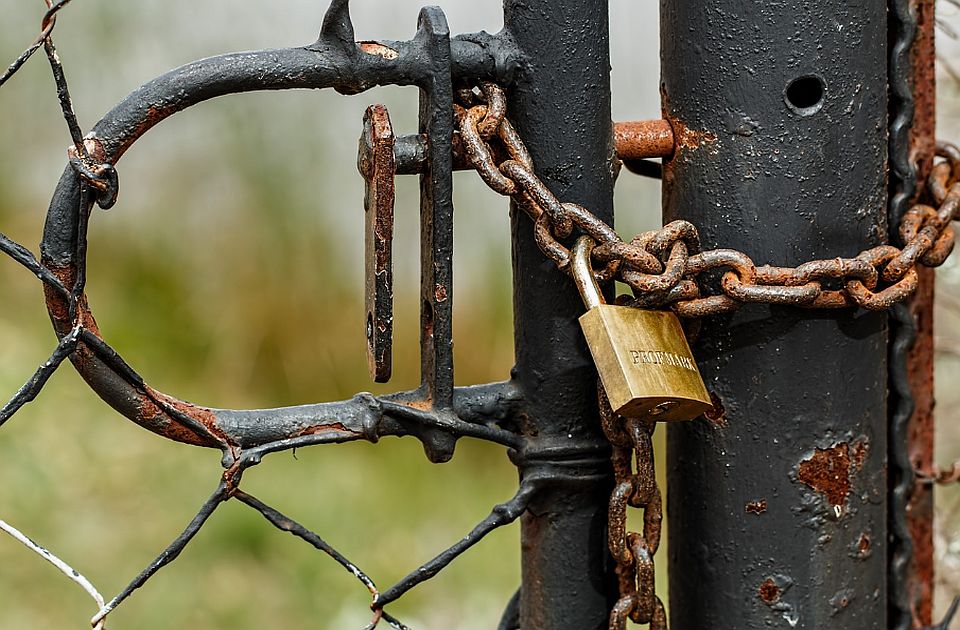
top-left (359, 41), bottom-right (399, 59)
top-left (796, 440), bottom-right (869, 508)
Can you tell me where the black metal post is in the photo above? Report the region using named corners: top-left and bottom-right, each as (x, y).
top-left (503, 1), bottom-right (618, 628)
top-left (662, 2), bottom-right (889, 629)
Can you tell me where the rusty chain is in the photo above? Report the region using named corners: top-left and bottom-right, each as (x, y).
top-left (456, 83), bottom-right (960, 320)
top-left (598, 385), bottom-right (667, 630)
top-left (454, 82), bottom-right (960, 630)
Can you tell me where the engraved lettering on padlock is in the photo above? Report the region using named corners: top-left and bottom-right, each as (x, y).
top-left (630, 349), bottom-right (695, 370)
top-left (572, 236), bottom-right (712, 421)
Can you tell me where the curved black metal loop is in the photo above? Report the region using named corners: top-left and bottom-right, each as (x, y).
top-left (39, 2), bottom-right (520, 453)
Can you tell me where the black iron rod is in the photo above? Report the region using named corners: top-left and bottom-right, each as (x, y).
top-left (504, 0), bottom-right (618, 627)
top-left (662, 1), bottom-right (889, 627)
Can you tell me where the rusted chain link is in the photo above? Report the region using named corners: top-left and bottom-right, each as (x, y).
top-left (455, 83), bottom-right (960, 319)
top-left (599, 385), bottom-right (666, 630)
top-left (917, 461), bottom-right (960, 485)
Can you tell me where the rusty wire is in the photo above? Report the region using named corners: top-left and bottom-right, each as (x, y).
top-left (917, 462), bottom-right (960, 485)
top-left (456, 83), bottom-right (960, 320)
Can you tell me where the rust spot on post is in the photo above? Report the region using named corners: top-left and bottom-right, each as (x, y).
top-left (851, 439), bottom-right (868, 471)
top-left (758, 578), bottom-right (781, 605)
top-left (745, 500), bottom-right (767, 515)
top-left (662, 113), bottom-right (718, 154)
top-left (704, 391), bottom-right (727, 427)
top-left (797, 442), bottom-right (859, 508)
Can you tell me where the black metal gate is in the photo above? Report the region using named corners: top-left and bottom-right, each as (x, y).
top-left (0, 0), bottom-right (957, 628)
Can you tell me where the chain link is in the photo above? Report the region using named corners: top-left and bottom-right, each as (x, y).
top-left (455, 83), bottom-right (960, 320)
top-left (599, 385), bottom-right (667, 630)
top-left (455, 82), bottom-right (960, 629)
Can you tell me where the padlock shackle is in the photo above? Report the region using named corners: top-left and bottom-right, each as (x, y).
top-left (572, 236), bottom-right (604, 310)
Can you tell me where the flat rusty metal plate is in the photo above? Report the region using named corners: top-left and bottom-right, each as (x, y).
top-left (359, 104), bottom-right (395, 383)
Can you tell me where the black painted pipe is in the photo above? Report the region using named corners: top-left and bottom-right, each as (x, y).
top-left (504, 0), bottom-right (619, 627)
top-left (662, 1), bottom-right (889, 628)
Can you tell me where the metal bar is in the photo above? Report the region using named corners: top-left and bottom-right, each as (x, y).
top-left (661, 1), bottom-right (889, 628)
top-left (900, 0), bottom-right (938, 624)
top-left (614, 120), bottom-right (675, 160)
top-left (413, 7), bottom-right (458, 463)
top-left (503, 0), bottom-right (618, 627)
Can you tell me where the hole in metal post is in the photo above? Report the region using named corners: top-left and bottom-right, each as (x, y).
top-left (784, 75), bottom-right (826, 115)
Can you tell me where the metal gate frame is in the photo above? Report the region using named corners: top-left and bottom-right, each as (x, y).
top-left (0, 0), bottom-right (952, 628)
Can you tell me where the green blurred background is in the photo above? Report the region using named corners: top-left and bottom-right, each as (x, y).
top-left (1, 1), bottom-right (959, 628)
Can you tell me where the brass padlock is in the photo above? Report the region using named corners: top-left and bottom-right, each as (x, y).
top-left (572, 236), bottom-right (712, 421)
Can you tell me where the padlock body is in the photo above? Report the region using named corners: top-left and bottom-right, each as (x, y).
top-left (579, 305), bottom-right (711, 421)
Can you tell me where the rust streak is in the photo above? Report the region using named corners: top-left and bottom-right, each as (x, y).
top-left (145, 388), bottom-right (230, 447)
top-left (851, 439), bottom-right (868, 471)
top-left (293, 422), bottom-right (359, 438)
top-left (904, 0), bottom-right (936, 623)
top-left (663, 114), bottom-right (718, 153)
top-left (745, 500), bottom-right (767, 515)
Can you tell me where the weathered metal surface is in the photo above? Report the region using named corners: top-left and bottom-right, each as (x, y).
top-left (359, 104), bottom-right (395, 383)
top-left (903, 0), bottom-right (937, 625)
top-left (907, 264), bottom-right (936, 627)
top-left (410, 6), bottom-right (458, 463)
top-left (502, 1), bottom-right (618, 627)
top-left (661, 1), bottom-right (889, 629)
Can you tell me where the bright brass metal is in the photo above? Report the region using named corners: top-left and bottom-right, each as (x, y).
top-left (572, 237), bottom-right (712, 421)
